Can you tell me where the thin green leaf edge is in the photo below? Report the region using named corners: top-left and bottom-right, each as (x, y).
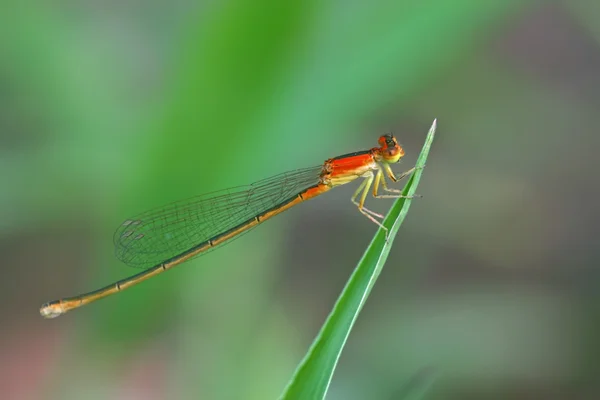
top-left (280, 118), bottom-right (438, 400)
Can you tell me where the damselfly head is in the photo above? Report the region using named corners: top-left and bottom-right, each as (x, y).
top-left (377, 134), bottom-right (404, 163)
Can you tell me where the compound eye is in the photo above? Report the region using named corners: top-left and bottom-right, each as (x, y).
top-left (384, 135), bottom-right (396, 147)
top-left (379, 134), bottom-right (397, 150)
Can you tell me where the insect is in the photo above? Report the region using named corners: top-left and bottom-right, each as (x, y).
top-left (40, 134), bottom-right (417, 318)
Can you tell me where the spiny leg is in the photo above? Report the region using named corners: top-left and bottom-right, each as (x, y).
top-left (351, 176), bottom-right (384, 219)
top-left (373, 165), bottom-right (421, 199)
top-left (352, 174), bottom-right (388, 234)
top-left (386, 165), bottom-right (416, 185)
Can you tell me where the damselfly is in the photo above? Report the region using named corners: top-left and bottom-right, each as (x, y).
top-left (40, 134), bottom-right (418, 318)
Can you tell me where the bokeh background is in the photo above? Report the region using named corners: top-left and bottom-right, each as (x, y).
top-left (2, 1), bottom-right (599, 399)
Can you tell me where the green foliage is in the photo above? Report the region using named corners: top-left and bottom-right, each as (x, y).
top-left (3, 1), bottom-right (529, 398)
top-left (281, 120), bottom-right (437, 399)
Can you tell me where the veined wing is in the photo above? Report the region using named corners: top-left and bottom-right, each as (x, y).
top-left (113, 166), bottom-right (322, 268)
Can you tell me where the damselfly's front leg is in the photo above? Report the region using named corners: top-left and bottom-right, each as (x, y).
top-left (372, 165), bottom-right (422, 199)
top-left (351, 166), bottom-right (422, 238)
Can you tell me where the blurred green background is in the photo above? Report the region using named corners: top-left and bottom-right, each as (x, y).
top-left (2, 1), bottom-right (599, 399)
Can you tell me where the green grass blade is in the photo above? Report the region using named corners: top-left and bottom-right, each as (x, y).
top-left (280, 119), bottom-right (438, 400)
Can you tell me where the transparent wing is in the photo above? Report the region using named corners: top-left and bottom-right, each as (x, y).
top-left (114, 166), bottom-right (323, 269)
